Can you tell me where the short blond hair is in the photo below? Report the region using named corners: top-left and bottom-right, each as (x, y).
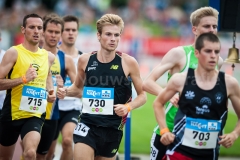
top-left (190, 7), bottom-right (219, 26)
top-left (96, 14), bottom-right (124, 34)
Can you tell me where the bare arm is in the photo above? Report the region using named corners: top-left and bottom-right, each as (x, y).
top-left (219, 75), bottom-right (240, 147)
top-left (64, 53), bottom-right (89, 98)
top-left (126, 56), bottom-right (146, 110)
top-left (46, 52), bottom-right (55, 91)
top-left (113, 54), bottom-right (146, 116)
top-left (153, 73), bottom-right (185, 130)
top-left (65, 55), bottom-right (76, 83)
top-left (142, 47), bottom-right (185, 96)
top-left (0, 48), bottom-right (23, 90)
top-left (153, 73), bottom-right (185, 145)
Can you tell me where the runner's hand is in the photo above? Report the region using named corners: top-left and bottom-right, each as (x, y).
top-left (219, 132), bottom-right (238, 148)
top-left (47, 89), bottom-right (56, 103)
top-left (57, 87), bottom-right (66, 99)
top-left (170, 93), bottom-right (179, 107)
top-left (114, 104), bottom-right (129, 117)
top-left (160, 132), bottom-right (175, 145)
top-left (25, 64), bottom-right (37, 82)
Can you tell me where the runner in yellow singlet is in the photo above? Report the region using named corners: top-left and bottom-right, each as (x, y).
top-left (0, 13), bottom-right (55, 160)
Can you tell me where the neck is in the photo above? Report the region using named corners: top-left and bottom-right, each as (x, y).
top-left (59, 43), bottom-right (78, 57)
top-left (195, 67), bottom-right (217, 82)
top-left (97, 49), bottom-right (115, 63)
top-left (43, 44), bottom-right (58, 55)
top-left (22, 41), bottom-right (39, 52)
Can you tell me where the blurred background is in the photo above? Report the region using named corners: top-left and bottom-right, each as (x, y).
top-left (1, 0), bottom-right (240, 158)
top-left (1, 0), bottom-right (240, 80)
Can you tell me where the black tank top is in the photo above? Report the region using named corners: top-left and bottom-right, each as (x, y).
top-left (80, 51), bottom-right (132, 130)
top-left (168, 68), bottom-right (228, 160)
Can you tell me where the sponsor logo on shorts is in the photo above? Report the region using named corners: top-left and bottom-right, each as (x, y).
top-left (72, 117), bottom-right (78, 123)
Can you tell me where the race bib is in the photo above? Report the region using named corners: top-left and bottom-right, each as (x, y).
top-left (82, 87), bottom-right (114, 115)
top-left (73, 122), bottom-right (90, 137)
top-left (182, 117), bottom-right (221, 149)
top-left (19, 86), bottom-right (47, 113)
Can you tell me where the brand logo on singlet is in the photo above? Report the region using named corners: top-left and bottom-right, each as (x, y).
top-left (32, 63), bottom-right (40, 75)
top-left (88, 67), bottom-right (96, 71)
top-left (185, 91), bottom-right (195, 99)
top-left (91, 61), bottom-right (98, 66)
top-left (195, 97), bottom-right (211, 114)
top-left (215, 92), bottom-right (223, 104)
top-left (110, 65), bottom-right (118, 70)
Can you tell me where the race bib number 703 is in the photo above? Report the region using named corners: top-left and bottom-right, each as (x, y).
top-left (182, 117), bottom-right (221, 149)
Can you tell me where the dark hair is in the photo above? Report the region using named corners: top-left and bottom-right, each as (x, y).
top-left (195, 33), bottom-right (220, 51)
top-left (23, 13), bottom-right (42, 28)
top-left (62, 15), bottom-right (79, 28)
top-left (43, 13), bottom-right (64, 32)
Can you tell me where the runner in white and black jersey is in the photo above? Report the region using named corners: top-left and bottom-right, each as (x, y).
top-left (46, 15), bottom-right (83, 160)
top-left (153, 33), bottom-right (240, 160)
top-left (57, 14), bottom-right (146, 160)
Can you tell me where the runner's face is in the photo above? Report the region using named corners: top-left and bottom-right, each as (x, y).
top-left (43, 22), bottom-right (62, 48)
top-left (196, 40), bottom-right (220, 71)
top-left (22, 17), bottom-right (43, 45)
top-left (193, 16), bottom-right (218, 37)
top-left (97, 25), bottom-right (121, 52)
top-left (62, 21), bottom-right (78, 46)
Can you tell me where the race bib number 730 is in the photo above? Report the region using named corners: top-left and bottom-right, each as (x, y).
top-left (82, 87), bottom-right (114, 115)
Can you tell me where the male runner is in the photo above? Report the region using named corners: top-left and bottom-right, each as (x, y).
top-left (47, 15), bottom-right (83, 160)
top-left (153, 33), bottom-right (240, 160)
top-left (36, 13), bottom-right (76, 160)
top-left (0, 13), bottom-right (55, 160)
top-left (142, 7), bottom-right (223, 159)
top-left (57, 13), bottom-right (146, 160)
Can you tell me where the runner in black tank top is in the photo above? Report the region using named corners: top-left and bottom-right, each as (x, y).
top-left (167, 68), bottom-right (227, 160)
top-left (153, 33), bottom-right (240, 160)
top-left (81, 51), bottom-right (132, 129)
top-left (56, 14), bottom-right (146, 159)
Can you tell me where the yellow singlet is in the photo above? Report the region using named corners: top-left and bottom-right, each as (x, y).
top-left (2, 44), bottom-right (49, 121)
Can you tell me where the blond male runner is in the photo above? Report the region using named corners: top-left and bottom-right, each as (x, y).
top-left (57, 14), bottom-right (146, 160)
top-left (142, 7), bottom-right (224, 160)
